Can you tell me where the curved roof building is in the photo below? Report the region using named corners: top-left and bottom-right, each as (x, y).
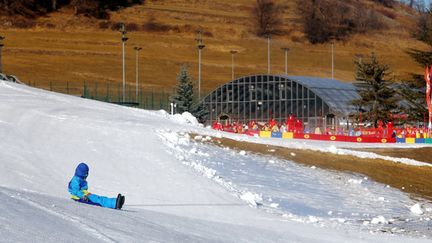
top-left (202, 74), bottom-right (360, 129)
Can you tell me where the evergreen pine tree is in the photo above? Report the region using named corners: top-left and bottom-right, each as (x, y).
top-left (191, 101), bottom-right (209, 123)
top-left (352, 53), bottom-right (399, 127)
top-left (401, 10), bottom-right (432, 122)
top-left (170, 65), bottom-right (209, 123)
top-left (170, 65), bottom-right (194, 114)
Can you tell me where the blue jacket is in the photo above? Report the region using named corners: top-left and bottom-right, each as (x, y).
top-left (68, 163), bottom-right (90, 199)
top-left (68, 176), bottom-right (88, 199)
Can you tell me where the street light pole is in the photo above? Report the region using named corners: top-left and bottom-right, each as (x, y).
top-left (281, 47), bottom-right (289, 76)
top-left (267, 35), bottom-right (271, 74)
top-left (196, 31), bottom-right (205, 101)
top-left (0, 35), bottom-right (4, 74)
top-left (331, 41), bottom-right (334, 80)
top-left (230, 50), bottom-right (237, 80)
top-left (134, 47), bottom-right (142, 102)
top-left (120, 23), bottom-right (128, 103)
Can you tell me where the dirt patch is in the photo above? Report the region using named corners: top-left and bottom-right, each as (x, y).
top-left (353, 147), bottom-right (432, 164)
top-left (205, 135), bottom-right (432, 201)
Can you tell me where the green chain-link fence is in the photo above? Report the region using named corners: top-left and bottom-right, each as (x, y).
top-left (26, 80), bottom-right (173, 111)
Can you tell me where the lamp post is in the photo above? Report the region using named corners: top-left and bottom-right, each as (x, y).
top-left (230, 50), bottom-right (237, 80)
top-left (120, 23), bottom-right (128, 103)
top-left (196, 31), bottom-right (205, 101)
top-left (281, 47), bottom-right (289, 75)
top-left (267, 35), bottom-right (271, 74)
top-left (0, 35), bottom-right (4, 74)
top-left (134, 46), bottom-right (142, 102)
top-left (331, 40), bottom-right (335, 80)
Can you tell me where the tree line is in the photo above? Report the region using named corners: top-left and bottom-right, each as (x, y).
top-left (0, 0), bottom-right (144, 19)
top-left (252, 0), bottom-right (430, 44)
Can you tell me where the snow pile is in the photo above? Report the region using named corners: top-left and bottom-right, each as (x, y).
top-left (348, 179), bottom-right (363, 184)
top-left (270, 203), bottom-right (279, 208)
top-left (371, 216), bottom-right (388, 225)
top-left (156, 109), bottom-right (170, 118)
top-left (170, 112), bottom-right (199, 126)
top-left (308, 216), bottom-right (320, 223)
top-left (184, 161), bottom-right (217, 178)
top-left (410, 203), bottom-right (424, 215)
top-left (240, 192), bottom-right (263, 207)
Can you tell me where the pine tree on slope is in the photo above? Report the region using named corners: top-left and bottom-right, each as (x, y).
top-left (170, 65), bottom-right (194, 114)
top-left (352, 53), bottom-right (399, 127)
top-left (402, 10), bottom-right (432, 122)
top-left (170, 65), bottom-right (209, 123)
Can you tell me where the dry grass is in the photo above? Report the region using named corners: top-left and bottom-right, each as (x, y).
top-left (355, 147), bottom-right (432, 164)
top-left (205, 135), bottom-right (432, 201)
top-left (0, 0), bottom-right (428, 95)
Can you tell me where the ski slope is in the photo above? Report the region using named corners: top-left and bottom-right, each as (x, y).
top-left (0, 81), bottom-right (430, 242)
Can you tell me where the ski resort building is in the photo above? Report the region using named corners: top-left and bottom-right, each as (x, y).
top-left (201, 74), bottom-right (360, 131)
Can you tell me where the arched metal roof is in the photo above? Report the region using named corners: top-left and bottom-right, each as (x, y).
top-left (229, 75), bottom-right (360, 116)
top-left (285, 76), bottom-right (360, 116)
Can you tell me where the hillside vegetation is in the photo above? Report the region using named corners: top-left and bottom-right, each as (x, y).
top-left (0, 0), bottom-right (428, 96)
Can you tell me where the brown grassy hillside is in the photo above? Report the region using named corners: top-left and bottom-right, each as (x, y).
top-left (0, 0), bottom-right (428, 96)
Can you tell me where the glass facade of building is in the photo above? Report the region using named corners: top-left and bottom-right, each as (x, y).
top-left (202, 75), bottom-right (360, 130)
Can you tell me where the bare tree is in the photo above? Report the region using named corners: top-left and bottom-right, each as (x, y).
top-left (252, 0), bottom-right (283, 37)
top-left (372, 0), bottom-right (395, 8)
top-left (297, 0), bottom-right (386, 44)
top-left (52, 0), bottom-right (57, 10)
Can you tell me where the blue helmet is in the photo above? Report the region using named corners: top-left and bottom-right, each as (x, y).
top-left (75, 163), bottom-right (89, 178)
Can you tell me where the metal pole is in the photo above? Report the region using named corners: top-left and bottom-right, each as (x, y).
top-left (134, 47), bottom-right (142, 102)
top-left (122, 38), bottom-right (126, 102)
top-left (198, 48), bottom-right (202, 100)
top-left (267, 35), bottom-right (271, 74)
top-left (136, 48), bottom-right (138, 101)
top-left (230, 50), bottom-right (237, 80)
top-left (196, 31), bottom-right (205, 101)
top-left (0, 44), bottom-right (3, 74)
top-left (120, 23), bottom-right (128, 103)
top-left (331, 41), bottom-right (334, 80)
top-left (0, 36), bottom-right (4, 74)
top-left (281, 47), bottom-right (289, 75)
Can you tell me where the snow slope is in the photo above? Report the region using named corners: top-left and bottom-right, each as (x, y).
top-left (0, 81), bottom-right (430, 242)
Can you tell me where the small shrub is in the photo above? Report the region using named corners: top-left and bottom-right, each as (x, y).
top-left (182, 24), bottom-right (193, 32)
top-left (376, 8), bottom-right (396, 19)
top-left (202, 30), bottom-right (213, 37)
top-left (45, 23), bottom-right (56, 29)
top-left (126, 22), bottom-right (139, 32)
top-left (291, 35), bottom-right (303, 43)
top-left (11, 17), bottom-right (36, 29)
top-left (142, 17), bottom-right (171, 32)
top-left (110, 22), bottom-right (123, 31)
top-left (170, 25), bottom-right (181, 33)
top-left (99, 21), bottom-right (111, 29)
top-left (372, 0), bottom-right (395, 8)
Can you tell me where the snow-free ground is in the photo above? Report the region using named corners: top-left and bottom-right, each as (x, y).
top-left (1, 81), bottom-right (431, 242)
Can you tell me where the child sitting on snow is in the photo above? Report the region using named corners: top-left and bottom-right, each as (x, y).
top-left (68, 162), bottom-right (125, 209)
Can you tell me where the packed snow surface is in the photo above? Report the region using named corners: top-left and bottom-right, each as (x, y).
top-left (1, 81), bottom-right (431, 242)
